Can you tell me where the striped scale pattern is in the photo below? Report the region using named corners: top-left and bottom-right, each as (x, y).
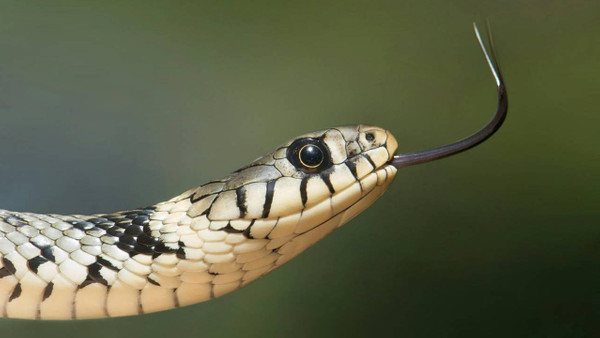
top-left (0, 125), bottom-right (398, 319)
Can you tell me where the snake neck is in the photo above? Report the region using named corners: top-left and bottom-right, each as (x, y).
top-left (0, 164), bottom-right (396, 319)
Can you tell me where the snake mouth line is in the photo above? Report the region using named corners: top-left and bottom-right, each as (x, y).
top-left (270, 163), bottom-right (396, 259)
top-left (312, 164), bottom-right (396, 228)
top-left (219, 163), bottom-right (397, 239)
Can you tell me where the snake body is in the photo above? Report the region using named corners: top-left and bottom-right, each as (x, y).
top-left (0, 24), bottom-right (508, 320)
top-left (0, 125), bottom-right (398, 319)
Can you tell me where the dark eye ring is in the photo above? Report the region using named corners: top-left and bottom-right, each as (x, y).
top-left (298, 144), bottom-right (324, 168)
top-left (287, 138), bottom-right (332, 173)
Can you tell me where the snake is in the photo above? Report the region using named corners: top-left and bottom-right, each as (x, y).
top-left (0, 25), bottom-right (507, 320)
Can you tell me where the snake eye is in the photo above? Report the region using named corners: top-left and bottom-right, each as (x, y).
top-left (299, 144), bottom-right (324, 168)
top-left (287, 138), bottom-right (331, 173)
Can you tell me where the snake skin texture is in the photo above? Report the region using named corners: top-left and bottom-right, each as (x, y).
top-left (0, 125), bottom-right (397, 319)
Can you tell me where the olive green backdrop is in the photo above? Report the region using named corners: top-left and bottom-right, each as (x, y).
top-left (0, 1), bottom-right (597, 337)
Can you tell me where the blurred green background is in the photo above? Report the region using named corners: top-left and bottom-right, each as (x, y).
top-left (0, 0), bottom-right (597, 337)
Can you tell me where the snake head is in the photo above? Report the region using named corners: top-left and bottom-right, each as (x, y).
top-left (177, 125), bottom-right (398, 263)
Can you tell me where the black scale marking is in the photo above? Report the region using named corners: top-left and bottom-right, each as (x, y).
top-left (222, 222), bottom-right (245, 234)
top-left (1, 257), bottom-right (16, 275)
top-left (78, 208), bottom-right (182, 287)
top-left (95, 256), bottom-right (120, 272)
top-left (40, 247), bottom-right (56, 262)
top-left (363, 154), bottom-right (377, 169)
top-left (87, 262), bottom-right (109, 285)
top-left (262, 180), bottom-right (276, 218)
top-left (300, 177), bottom-right (309, 207)
top-left (0, 207), bottom-right (188, 291)
top-left (235, 187), bottom-right (248, 218)
top-left (344, 160), bottom-right (358, 180)
top-left (79, 276), bottom-right (97, 289)
top-left (242, 220), bottom-right (255, 239)
top-left (27, 256), bottom-right (48, 273)
top-left (0, 268), bottom-right (11, 278)
top-left (5, 215), bottom-right (27, 227)
top-left (42, 282), bottom-right (54, 301)
top-left (8, 283), bottom-right (21, 301)
top-left (319, 171), bottom-right (336, 194)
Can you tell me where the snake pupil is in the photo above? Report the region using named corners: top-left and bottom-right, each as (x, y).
top-left (299, 144), bottom-right (324, 168)
top-left (287, 138), bottom-right (330, 172)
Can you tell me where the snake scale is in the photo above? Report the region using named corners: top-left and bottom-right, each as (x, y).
top-left (0, 25), bottom-right (507, 320)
